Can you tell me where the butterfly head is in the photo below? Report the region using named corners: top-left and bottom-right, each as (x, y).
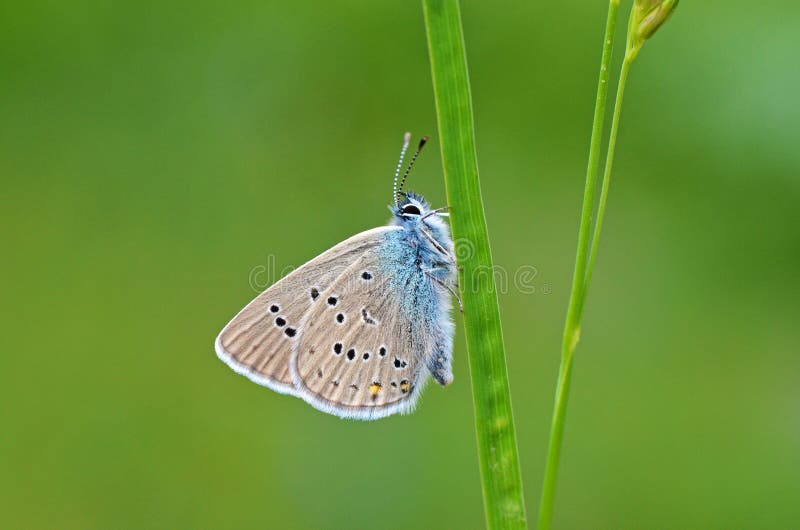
top-left (394, 191), bottom-right (428, 217)
top-left (390, 190), bottom-right (450, 239)
top-left (391, 191), bottom-right (431, 225)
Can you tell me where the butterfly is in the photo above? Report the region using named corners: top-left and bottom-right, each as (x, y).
top-left (215, 133), bottom-right (460, 420)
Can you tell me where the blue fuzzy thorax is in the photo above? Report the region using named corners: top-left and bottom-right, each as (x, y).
top-left (387, 192), bottom-right (453, 277)
top-left (378, 191), bottom-right (455, 324)
top-left (388, 192), bottom-right (452, 259)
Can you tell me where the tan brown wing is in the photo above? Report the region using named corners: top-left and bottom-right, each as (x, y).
top-left (215, 226), bottom-right (401, 395)
top-left (290, 249), bottom-right (428, 419)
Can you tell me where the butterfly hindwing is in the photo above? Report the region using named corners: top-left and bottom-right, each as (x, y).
top-left (215, 227), bottom-right (400, 395)
top-left (290, 236), bottom-right (436, 420)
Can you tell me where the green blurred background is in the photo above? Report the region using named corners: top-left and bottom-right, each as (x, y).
top-left (2, 1), bottom-right (798, 528)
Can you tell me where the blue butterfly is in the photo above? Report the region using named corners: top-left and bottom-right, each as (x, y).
top-left (216, 133), bottom-right (459, 419)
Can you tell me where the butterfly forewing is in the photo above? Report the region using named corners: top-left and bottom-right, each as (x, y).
top-left (215, 227), bottom-right (400, 395)
top-left (291, 247), bottom-right (428, 420)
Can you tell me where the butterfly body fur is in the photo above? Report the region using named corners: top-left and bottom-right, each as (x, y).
top-left (216, 191), bottom-right (457, 420)
top-left (382, 192), bottom-right (456, 386)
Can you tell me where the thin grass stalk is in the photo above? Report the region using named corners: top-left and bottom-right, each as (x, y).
top-left (538, 1), bottom-right (678, 526)
top-left (537, 2), bottom-right (621, 528)
top-left (581, 57), bottom-right (632, 316)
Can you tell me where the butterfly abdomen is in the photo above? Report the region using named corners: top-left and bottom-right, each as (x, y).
top-left (376, 227), bottom-right (455, 387)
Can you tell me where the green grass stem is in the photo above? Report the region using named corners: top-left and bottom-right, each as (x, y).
top-left (581, 56), bottom-right (632, 317)
top-left (537, 2), bottom-right (621, 528)
top-left (539, 0), bottom-right (678, 525)
top-left (423, 1), bottom-right (528, 528)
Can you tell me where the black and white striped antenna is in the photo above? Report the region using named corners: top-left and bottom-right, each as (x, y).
top-left (395, 135), bottom-right (429, 205)
top-left (392, 132), bottom-right (412, 207)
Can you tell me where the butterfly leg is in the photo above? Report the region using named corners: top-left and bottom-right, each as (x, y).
top-left (419, 226), bottom-right (457, 265)
top-left (420, 206), bottom-right (451, 221)
top-left (425, 271), bottom-right (463, 313)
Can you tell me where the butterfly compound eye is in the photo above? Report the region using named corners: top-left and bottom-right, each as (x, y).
top-left (401, 204), bottom-right (421, 216)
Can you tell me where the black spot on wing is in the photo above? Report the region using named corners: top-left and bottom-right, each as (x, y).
top-left (361, 308), bottom-right (376, 325)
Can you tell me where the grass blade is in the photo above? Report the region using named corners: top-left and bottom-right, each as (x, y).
top-left (423, 1), bottom-right (527, 528)
top-left (537, 2), bottom-right (621, 528)
top-left (538, 1), bottom-right (678, 527)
